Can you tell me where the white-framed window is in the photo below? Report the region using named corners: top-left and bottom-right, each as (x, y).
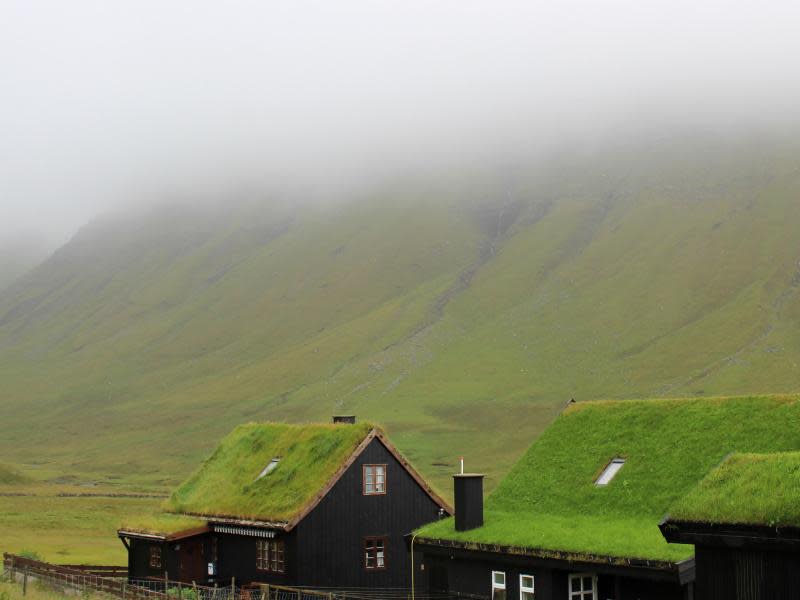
top-left (491, 571), bottom-right (506, 600)
top-left (595, 458), bottom-right (625, 486)
top-left (519, 574), bottom-right (535, 600)
top-left (568, 573), bottom-right (597, 600)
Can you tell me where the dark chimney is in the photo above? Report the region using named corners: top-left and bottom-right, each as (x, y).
top-left (332, 415), bottom-right (356, 424)
top-left (453, 473), bottom-right (484, 531)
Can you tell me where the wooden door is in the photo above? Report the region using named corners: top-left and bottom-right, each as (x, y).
top-left (178, 537), bottom-right (206, 584)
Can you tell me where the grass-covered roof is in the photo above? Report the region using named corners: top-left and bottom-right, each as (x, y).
top-left (165, 421), bottom-right (374, 523)
top-left (417, 395), bottom-right (800, 563)
top-left (667, 451), bottom-right (800, 528)
top-left (119, 513), bottom-right (208, 538)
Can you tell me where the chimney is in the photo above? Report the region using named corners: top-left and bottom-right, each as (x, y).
top-left (453, 471), bottom-right (484, 531)
top-left (332, 415), bottom-right (356, 424)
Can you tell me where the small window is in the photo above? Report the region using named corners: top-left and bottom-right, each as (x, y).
top-left (363, 465), bottom-right (387, 495)
top-left (519, 574), bottom-right (534, 600)
top-left (149, 546), bottom-right (161, 569)
top-left (595, 458), bottom-right (625, 486)
top-left (491, 571), bottom-right (506, 600)
top-left (364, 537), bottom-right (386, 570)
top-left (568, 573), bottom-right (596, 600)
top-left (256, 540), bottom-right (285, 573)
top-left (257, 458), bottom-right (281, 480)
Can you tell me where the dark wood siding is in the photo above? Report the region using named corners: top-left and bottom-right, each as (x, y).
top-left (293, 437), bottom-right (444, 588)
top-left (416, 544), bottom-right (686, 600)
top-left (695, 545), bottom-right (800, 600)
top-left (213, 531), bottom-right (296, 586)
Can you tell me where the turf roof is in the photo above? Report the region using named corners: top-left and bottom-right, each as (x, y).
top-left (119, 513), bottom-right (208, 537)
top-left (417, 395), bottom-right (800, 563)
top-left (667, 451), bottom-right (800, 528)
top-left (166, 421), bottom-right (374, 523)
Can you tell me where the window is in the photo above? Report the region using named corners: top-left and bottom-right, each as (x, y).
top-left (363, 465), bottom-right (387, 495)
top-left (256, 540), bottom-right (285, 573)
top-left (568, 574), bottom-right (596, 600)
top-left (491, 571), bottom-right (506, 600)
top-left (519, 575), bottom-right (534, 600)
top-left (149, 546), bottom-right (161, 569)
top-left (257, 458), bottom-right (281, 480)
top-left (364, 537), bottom-right (386, 570)
top-left (595, 458), bottom-right (625, 486)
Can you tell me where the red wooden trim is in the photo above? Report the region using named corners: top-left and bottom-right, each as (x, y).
top-left (255, 539), bottom-right (286, 574)
top-left (373, 430), bottom-right (453, 514)
top-left (362, 464), bottom-right (388, 496)
top-left (363, 536), bottom-right (388, 571)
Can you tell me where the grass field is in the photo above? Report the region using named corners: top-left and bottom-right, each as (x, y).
top-left (0, 484), bottom-right (162, 564)
top-left (0, 580), bottom-right (106, 600)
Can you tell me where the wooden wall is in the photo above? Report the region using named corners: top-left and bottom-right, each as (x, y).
top-left (694, 545), bottom-right (800, 600)
top-left (293, 437), bottom-right (445, 588)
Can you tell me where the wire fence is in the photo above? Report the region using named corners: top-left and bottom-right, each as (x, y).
top-left (2, 554), bottom-right (475, 600)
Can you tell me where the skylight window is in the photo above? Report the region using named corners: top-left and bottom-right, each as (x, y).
top-left (595, 458), bottom-right (625, 486)
top-left (256, 458), bottom-right (281, 480)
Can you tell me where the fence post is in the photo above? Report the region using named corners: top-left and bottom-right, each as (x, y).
top-left (123, 580), bottom-right (128, 600)
top-left (230, 577), bottom-right (235, 600)
top-left (22, 567), bottom-right (28, 596)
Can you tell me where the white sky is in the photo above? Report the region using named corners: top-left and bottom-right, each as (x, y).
top-left (2, 0), bottom-right (800, 244)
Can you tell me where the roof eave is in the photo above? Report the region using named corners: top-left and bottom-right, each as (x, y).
top-left (414, 535), bottom-right (684, 574)
top-left (660, 517), bottom-right (800, 549)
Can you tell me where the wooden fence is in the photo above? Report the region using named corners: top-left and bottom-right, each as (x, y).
top-left (2, 555), bottom-right (333, 600)
top-left (2, 553), bottom-right (162, 600)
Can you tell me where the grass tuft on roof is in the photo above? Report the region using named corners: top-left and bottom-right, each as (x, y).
top-left (166, 421), bottom-right (374, 522)
top-left (417, 395), bottom-right (800, 562)
top-left (119, 513), bottom-right (207, 537)
top-left (667, 451), bottom-right (800, 528)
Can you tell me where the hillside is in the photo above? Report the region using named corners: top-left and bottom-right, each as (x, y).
top-left (2, 135), bottom-right (800, 492)
top-left (0, 235), bottom-right (50, 292)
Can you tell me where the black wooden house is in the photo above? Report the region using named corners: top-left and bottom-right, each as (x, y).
top-left (660, 451), bottom-right (800, 600)
top-left (119, 418), bottom-right (450, 590)
top-left (412, 397), bottom-right (800, 600)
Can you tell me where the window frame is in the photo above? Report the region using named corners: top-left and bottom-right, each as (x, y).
top-left (363, 536), bottom-right (387, 571)
top-left (568, 573), bottom-right (597, 600)
top-left (519, 574), bottom-right (534, 600)
top-left (491, 571), bottom-right (506, 600)
top-left (256, 539), bottom-right (285, 574)
top-left (363, 464), bottom-right (387, 495)
top-left (595, 458), bottom-right (625, 486)
top-left (149, 545), bottom-right (162, 569)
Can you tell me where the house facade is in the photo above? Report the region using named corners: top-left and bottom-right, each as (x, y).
top-left (119, 418), bottom-right (450, 589)
top-left (412, 396), bottom-right (800, 600)
top-left (660, 451), bottom-right (800, 600)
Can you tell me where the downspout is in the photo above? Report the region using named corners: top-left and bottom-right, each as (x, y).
top-left (410, 532), bottom-right (419, 600)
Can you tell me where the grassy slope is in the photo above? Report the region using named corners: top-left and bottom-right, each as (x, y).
top-left (0, 462), bottom-right (31, 485)
top-left (419, 395), bottom-right (800, 562)
top-left (0, 486), bottom-right (161, 563)
top-left (167, 422), bottom-right (373, 521)
top-left (0, 137), bottom-right (800, 497)
top-left (668, 451), bottom-right (800, 527)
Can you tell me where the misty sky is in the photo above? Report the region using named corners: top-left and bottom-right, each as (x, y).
top-left (2, 0), bottom-right (800, 246)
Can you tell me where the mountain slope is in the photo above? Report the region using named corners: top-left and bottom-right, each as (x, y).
top-left (2, 136), bottom-right (800, 491)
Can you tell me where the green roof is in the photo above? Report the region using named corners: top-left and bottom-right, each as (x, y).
top-left (417, 395), bottom-right (800, 563)
top-left (667, 451), bottom-right (800, 528)
top-left (165, 421), bottom-right (374, 523)
top-left (119, 513), bottom-right (208, 537)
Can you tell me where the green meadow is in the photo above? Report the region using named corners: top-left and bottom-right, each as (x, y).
top-left (1, 137), bottom-right (800, 562)
top-left (0, 485), bottom-right (162, 564)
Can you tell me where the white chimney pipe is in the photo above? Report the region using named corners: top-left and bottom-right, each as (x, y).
top-left (460, 456), bottom-right (464, 474)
